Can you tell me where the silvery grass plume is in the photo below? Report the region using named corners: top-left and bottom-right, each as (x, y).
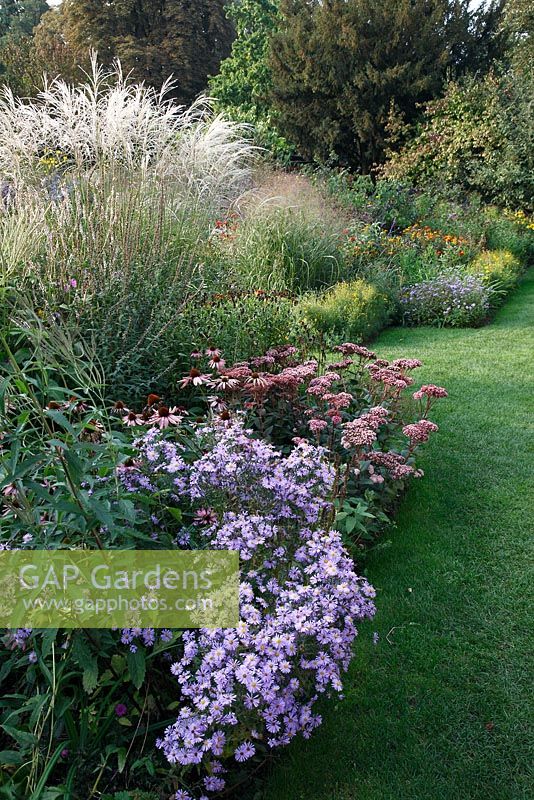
top-left (0, 53), bottom-right (256, 211)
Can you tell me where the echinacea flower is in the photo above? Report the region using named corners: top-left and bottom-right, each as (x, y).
top-left (111, 400), bottom-right (129, 416)
top-left (193, 508), bottom-right (218, 526)
top-left (209, 354), bottom-right (226, 371)
top-left (245, 372), bottom-right (270, 391)
top-left (150, 406), bottom-right (183, 429)
top-left (211, 374), bottom-right (240, 392)
top-left (179, 368), bottom-right (212, 388)
top-left (123, 411), bottom-right (145, 427)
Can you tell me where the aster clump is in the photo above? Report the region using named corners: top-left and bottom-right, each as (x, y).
top-left (118, 419), bottom-right (375, 796)
top-left (400, 272), bottom-right (491, 327)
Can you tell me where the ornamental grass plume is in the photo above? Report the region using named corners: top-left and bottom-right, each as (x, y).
top-left (0, 54), bottom-right (255, 210)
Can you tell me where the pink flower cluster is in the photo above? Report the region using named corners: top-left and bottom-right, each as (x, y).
top-left (402, 419), bottom-right (439, 444)
top-left (341, 407), bottom-right (389, 449)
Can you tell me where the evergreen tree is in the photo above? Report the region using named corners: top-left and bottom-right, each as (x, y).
top-left (269, 0), bottom-right (506, 171)
top-left (62, 0), bottom-right (235, 103)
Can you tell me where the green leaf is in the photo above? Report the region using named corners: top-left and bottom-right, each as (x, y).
top-left (41, 629), bottom-right (58, 659)
top-left (72, 633), bottom-right (99, 694)
top-left (82, 659), bottom-right (99, 694)
top-left (1, 723), bottom-right (38, 747)
top-left (117, 747), bottom-right (127, 773)
top-left (0, 750), bottom-right (23, 765)
top-left (127, 648), bottom-right (146, 690)
top-left (166, 507), bottom-right (182, 522)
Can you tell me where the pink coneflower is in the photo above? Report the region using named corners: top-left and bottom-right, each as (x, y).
top-left (123, 410), bottom-right (145, 427)
top-left (69, 397), bottom-right (90, 414)
top-left (205, 346), bottom-right (221, 358)
top-left (190, 350), bottom-right (202, 359)
top-left (211, 374), bottom-right (240, 391)
top-left (179, 368), bottom-right (212, 388)
top-left (245, 372), bottom-right (270, 391)
top-left (193, 508), bottom-right (218, 526)
top-left (150, 406), bottom-right (182, 429)
top-left (209, 354), bottom-right (226, 371)
top-left (146, 394), bottom-right (162, 408)
top-left (111, 400), bottom-right (129, 416)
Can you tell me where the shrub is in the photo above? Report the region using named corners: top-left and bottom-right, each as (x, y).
top-left (483, 208), bottom-right (534, 264)
top-left (72, 289), bottom-right (300, 404)
top-left (468, 249), bottom-right (522, 295)
top-left (399, 272), bottom-right (492, 327)
top-left (383, 70), bottom-right (534, 212)
top-left (318, 172), bottom-right (420, 230)
top-left (296, 279), bottom-right (392, 342)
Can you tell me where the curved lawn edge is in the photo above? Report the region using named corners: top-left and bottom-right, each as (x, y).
top-left (261, 270), bottom-right (534, 800)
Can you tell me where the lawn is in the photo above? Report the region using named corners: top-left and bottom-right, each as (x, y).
top-left (262, 272), bottom-right (534, 800)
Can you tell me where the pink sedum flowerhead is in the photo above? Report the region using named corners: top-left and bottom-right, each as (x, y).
top-left (403, 419), bottom-right (439, 443)
top-left (309, 418), bottom-right (328, 434)
top-left (413, 384), bottom-right (448, 400)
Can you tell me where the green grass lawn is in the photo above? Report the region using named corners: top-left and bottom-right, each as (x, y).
top-left (261, 271), bottom-right (534, 800)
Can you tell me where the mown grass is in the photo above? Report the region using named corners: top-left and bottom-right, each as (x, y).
top-left (261, 271), bottom-right (534, 800)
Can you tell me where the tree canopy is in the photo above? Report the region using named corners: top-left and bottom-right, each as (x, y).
top-left (268, 0), bottom-right (506, 171)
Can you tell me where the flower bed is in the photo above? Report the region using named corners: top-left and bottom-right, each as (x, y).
top-left (0, 333), bottom-right (446, 798)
